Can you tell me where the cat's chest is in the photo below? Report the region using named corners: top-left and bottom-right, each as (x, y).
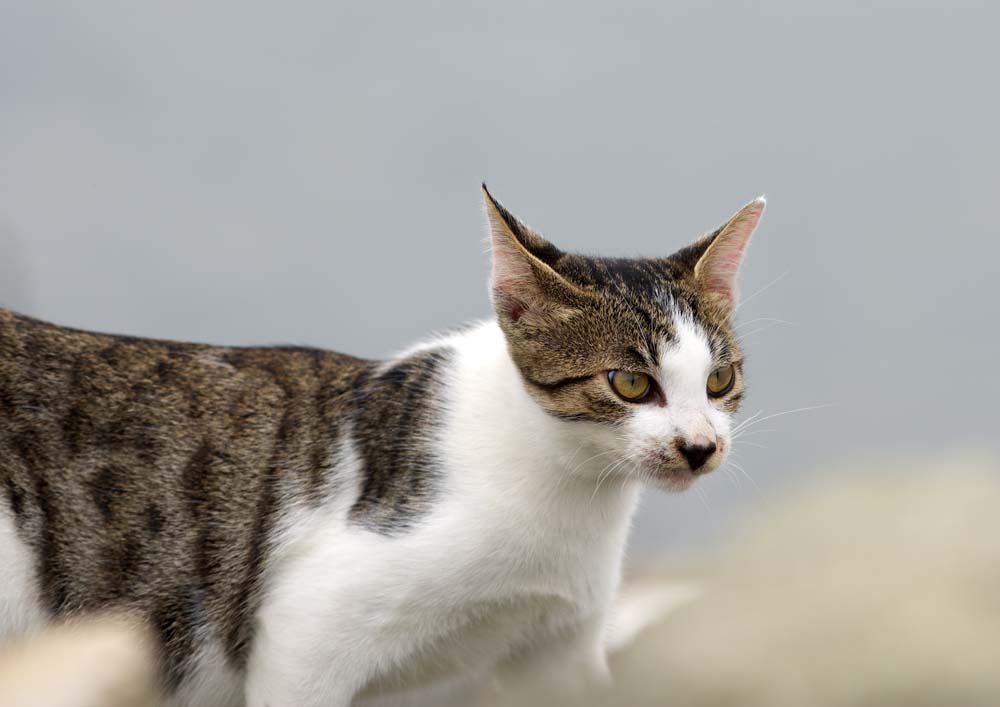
top-left (367, 486), bottom-right (636, 650)
top-left (269, 481), bottom-right (632, 639)
top-left (414, 480), bottom-right (632, 599)
top-left (350, 492), bottom-right (632, 693)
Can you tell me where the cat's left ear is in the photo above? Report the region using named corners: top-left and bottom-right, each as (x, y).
top-left (692, 197), bottom-right (766, 313)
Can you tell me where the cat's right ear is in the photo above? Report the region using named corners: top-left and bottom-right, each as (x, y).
top-left (482, 184), bottom-right (580, 325)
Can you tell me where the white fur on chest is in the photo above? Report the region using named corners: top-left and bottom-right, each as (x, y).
top-left (245, 322), bottom-right (641, 706)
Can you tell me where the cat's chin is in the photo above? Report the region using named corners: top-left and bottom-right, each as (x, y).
top-left (647, 469), bottom-right (700, 493)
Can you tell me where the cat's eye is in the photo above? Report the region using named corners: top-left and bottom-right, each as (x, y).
top-left (608, 370), bottom-right (652, 402)
top-left (707, 364), bottom-right (736, 398)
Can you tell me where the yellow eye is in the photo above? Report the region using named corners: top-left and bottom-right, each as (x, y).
top-left (707, 364), bottom-right (736, 397)
top-left (608, 370), bottom-right (652, 402)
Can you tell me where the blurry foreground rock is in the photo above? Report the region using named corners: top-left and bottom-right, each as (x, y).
top-left (0, 615), bottom-right (157, 707)
top-left (483, 454), bottom-right (1000, 707)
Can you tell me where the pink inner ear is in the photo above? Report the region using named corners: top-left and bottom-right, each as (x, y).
top-left (697, 200), bottom-right (763, 306)
top-left (718, 250), bottom-right (744, 272)
top-left (712, 251), bottom-right (744, 280)
top-left (703, 274), bottom-right (735, 294)
top-left (700, 241), bottom-right (748, 304)
top-left (493, 282), bottom-right (529, 322)
top-left (506, 298), bottom-right (527, 322)
top-left (490, 222), bottom-right (545, 322)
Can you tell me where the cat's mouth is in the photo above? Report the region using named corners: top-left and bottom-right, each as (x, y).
top-left (642, 448), bottom-right (721, 491)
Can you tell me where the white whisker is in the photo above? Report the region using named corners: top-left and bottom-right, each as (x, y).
top-left (726, 460), bottom-right (760, 492)
top-left (693, 485), bottom-right (711, 511)
top-left (732, 427), bottom-right (776, 440)
top-left (734, 316), bottom-right (794, 331)
top-left (734, 404), bottom-right (830, 432)
top-left (736, 270), bottom-right (789, 312)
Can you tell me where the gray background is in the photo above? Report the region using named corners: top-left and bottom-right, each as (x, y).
top-left (1, 1), bottom-right (997, 551)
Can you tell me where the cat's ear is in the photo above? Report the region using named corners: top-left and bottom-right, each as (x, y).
top-left (482, 184), bottom-right (580, 324)
top-left (691, 197), bottom-right (766, 313)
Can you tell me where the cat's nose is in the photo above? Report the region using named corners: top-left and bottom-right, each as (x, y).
top-left (676, 436), bottom-right (717, 471)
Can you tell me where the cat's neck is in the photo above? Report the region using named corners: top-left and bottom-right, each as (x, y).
top-left (436, 320), bottom-right (642, 526)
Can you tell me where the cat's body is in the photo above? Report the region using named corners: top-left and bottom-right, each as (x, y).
top-left (0, 313), bottom-right (633, 705)
top-left (0, 187), bottom-right (765, 706)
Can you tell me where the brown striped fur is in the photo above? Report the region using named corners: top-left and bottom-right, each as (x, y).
top-left (0, 309), bottom-right (450, 689)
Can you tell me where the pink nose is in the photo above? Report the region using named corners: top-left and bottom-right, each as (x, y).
top-left (675, 436), bottom-right (717, 471)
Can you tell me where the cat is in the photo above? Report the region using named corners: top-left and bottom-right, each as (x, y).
top-left (0, 185), bottom-right (764, 706)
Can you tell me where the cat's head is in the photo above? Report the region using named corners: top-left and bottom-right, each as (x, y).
top-left (484, 185), bottom-right (764, 491)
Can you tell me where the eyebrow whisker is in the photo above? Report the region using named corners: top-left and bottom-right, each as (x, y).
top-left (735, 270), bottom-right (790, 312)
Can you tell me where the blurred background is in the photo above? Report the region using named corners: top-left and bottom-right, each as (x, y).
top-left (2, 0), bottom-right (997, 554)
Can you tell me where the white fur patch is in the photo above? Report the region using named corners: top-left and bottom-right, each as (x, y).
top-left (0, 507), bottom-right (45, 642)
top-left (622, 314), bottom-right (732, 484)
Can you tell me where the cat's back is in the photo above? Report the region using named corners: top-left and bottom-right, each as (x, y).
top-left (0, 308), bottom-right (369, 689)
top-left (0, 309), bottom-right (370, 512)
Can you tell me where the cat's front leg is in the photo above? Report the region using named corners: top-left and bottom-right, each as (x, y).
top-left (244, 656), bottom-right (361, 707)
top-left (492, 612), bottom-right (612, 698)
top-left (243, 627), bottom-right (369, 707)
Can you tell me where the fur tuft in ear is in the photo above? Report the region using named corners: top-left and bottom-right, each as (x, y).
top-left (482, 184), bottom-right (577, 324)
top-left (694, 196), bottom-right (765, 312)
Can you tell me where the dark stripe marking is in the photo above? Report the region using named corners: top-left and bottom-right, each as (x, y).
top-left (523, 373), bottom-right (594, 391)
